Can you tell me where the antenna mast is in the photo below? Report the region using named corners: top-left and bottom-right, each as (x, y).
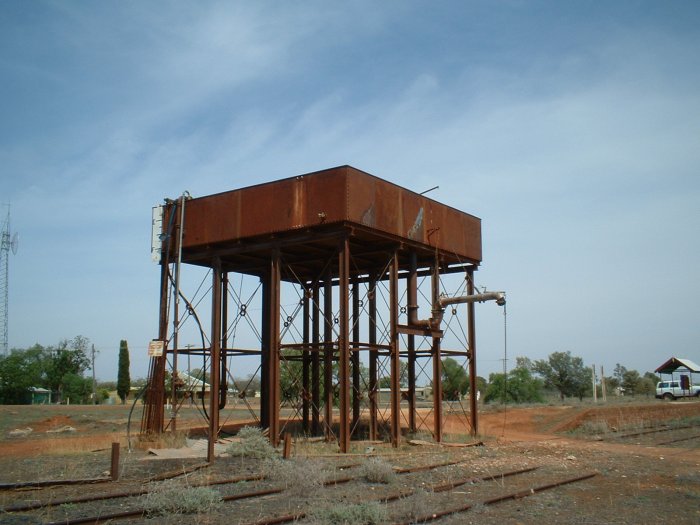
top-left (0, 204), bottom-right (18, 356)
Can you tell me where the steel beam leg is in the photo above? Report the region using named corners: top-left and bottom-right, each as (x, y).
top-left (390, 252), bottom-right (401, 448)
top-left (312, 283), bottom-right (320, 435)
top-left (268, 254), bottom-right (281, 446)
top-left (351, 280), bottom-right (360, 433)
top-left (408, 334), bottom-right (416, 433)
top-left (467, 267), bottom-right (478, 436)
top-left (302, 290), bottom-right (310, 433)
top-left (143, 259), bottom-right (170, 434)
top-left (338, 237), bottom-right (350, 453)
top-left (323, 272), bottom-right (333, 441)
top-left (368, 279), bottom-right (378, 441)
top-left (432, 261), bottom-right (443, 443)
top-left (220, 272), bottom-right (228, 411)
top-left (207, 261), bottom-right (222, 462)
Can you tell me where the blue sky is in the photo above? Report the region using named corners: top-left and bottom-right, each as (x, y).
top-left (1, 1), bottom-right (699, 382)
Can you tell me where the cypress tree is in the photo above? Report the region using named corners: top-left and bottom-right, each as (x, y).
top-left (117, 340), bottom-right (131, 404)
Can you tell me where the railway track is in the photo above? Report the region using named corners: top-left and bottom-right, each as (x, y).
top-left (2, 456), bottom-right (598, 525)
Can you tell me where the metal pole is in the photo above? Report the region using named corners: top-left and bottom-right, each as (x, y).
top-left (408, 334), bottom-right (416, 433)
top-left (389, 251), bottom-right (401, 448)
top-left (432, 260), bottom-right (442, 442)
top-left (142, 235), bottom-right (170, 435)
top-left (467, 268), bottom-right (478, 436)
top-left (352, 279), bottom-right (361, 432)
top-left (110, 442), bottom-right (120, 481)
top-left (220, 273), bottom-right (228, 411)
top-left (323, 270), bottom-right (333, 441)
top-left (171, 193), bottom-right (187, 431)
top-left (368, 278), bottom-right (378, 441)
top-left (208, 260), bottom-right (222, 463)
top-left (338, 236), bottom-right (350, 453)
top-left (302, 288), bottom-right (310, 433)
top-left (268, 253), bottom-right (281, 447)
top-left (312, 283), bottom-right (320, 435)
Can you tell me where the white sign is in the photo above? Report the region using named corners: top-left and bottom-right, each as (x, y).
top-left (148, 340), bottom-right (165, 357)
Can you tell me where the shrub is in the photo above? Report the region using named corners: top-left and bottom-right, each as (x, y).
top-left (309, 502), bottom-right (386, 524)
top-left (400, 488), bottom-right (433, 523)
top-left (142, 479), bottom-right (222, 516)
top-left (359, 457), bottom-right (396, 484)
top-left (263, 457), bottom-right (326, 496)
top-left (227, 426), bottom-right (277, 459)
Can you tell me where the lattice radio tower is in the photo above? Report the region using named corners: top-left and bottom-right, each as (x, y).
top-left (1, 204), bottom-right (18, 356)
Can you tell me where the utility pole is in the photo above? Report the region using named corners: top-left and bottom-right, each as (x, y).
top-left (592, 364), bottom-right (597, 403)
top-left (600, 365), bottom-right (607, 402)
top-left (91, 343), bottom-right (97, 405)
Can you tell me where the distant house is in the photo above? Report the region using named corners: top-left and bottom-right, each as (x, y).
top-left (655, 357), bottom-right (700, 387)
top-left (176, 372), bottom-right (211, 401)
top-left (29, 387), bottom-right (51, 405)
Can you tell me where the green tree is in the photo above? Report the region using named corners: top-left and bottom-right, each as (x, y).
top-left (621, 369), bottom-right (641, 395)
top-left (484, 366), bottom-right (544, 404)
top-left (117, 340), bottom-right (131, 404)
top-left (637, 376), bottom-right (656, 397)
top-left (46, 336), bottom-right (91, 403)
top-left (533, 351), bottom-right (590, 401)
top-left (0, 345), bottom-right (48, 403)
top-left (441, 357), bottom-right (468, 401)
top-left (62, 372), bottom-right (92, 404)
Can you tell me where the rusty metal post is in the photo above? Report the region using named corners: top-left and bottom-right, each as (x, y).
top-left (467, 267), bottom-right (478, 436)
top-left (389, 252), bottom-right (401, 448)
top-left (220, 272), bottom-right (228, 411)
top-left (110, 442), bottom-right (120, 481)
top-left (368, 278), bottom-right (378, 441)
top-left (351, 279), bottom-right (360, 433)
top-left (407, 333), bottom-right (416, 433)
top-left (142, 254), bottom-right (170, 434)
top-left (432, 260), bottom-right (443, 442)
top-left (323, 270), bottom-right (333, 441)
top-left (268, 253), bottom-right (281, 446)
top-left (283, 432), bottom-right (292, 459)
top-left (260, 273), bottom-right (270, 430)
top-left (208, 260), bottom-right (222, 463)
top-left (338, 237), bottom-right (350, 453)
top-left (312, 283), bottom-right (321, 435)
top-left (302, 288), bottom-right (310, 433)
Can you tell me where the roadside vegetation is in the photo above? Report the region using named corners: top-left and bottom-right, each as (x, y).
top-left (1, 340), bottom-right (664, 408)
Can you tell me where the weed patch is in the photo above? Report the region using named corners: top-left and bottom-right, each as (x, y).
top-left (227, 426), bottom-right (277, 459)
top-left (359, 457), bottom-right (396, 484)
top-left (263, 457), bottom-right (326, 496)
top-left (142, 479), bottom-right (222, 516)
top-left (309, 501), bottom-right (386, 524)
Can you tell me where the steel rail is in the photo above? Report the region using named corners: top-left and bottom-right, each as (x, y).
top-left (242, 466), bottom-right (540, 525)
top-left (655, 433), bottom-right (700, 446)
top-left (0, 476), bottom-right (110, 491)
top-left (392, 472), bottom-right (599, 525)
top-left (610, 424), bottom-right (694, 440)
top-left (3, 474), bottom-right (265, 513)
top-left (33, 457), bottom-right (476, 524)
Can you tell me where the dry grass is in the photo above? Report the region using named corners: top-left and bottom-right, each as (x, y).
top-left (227, 426), bottom-right (278, 459)
top-left (142, 479), bottom-right (222, 516)
top-left (263, 457), bottom-right (327, 496)
top-left (359, 457), bottom-right (397, 484)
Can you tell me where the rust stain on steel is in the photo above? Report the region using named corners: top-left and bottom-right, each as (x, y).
top-left (180, 165), bottom-right (482, 263)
